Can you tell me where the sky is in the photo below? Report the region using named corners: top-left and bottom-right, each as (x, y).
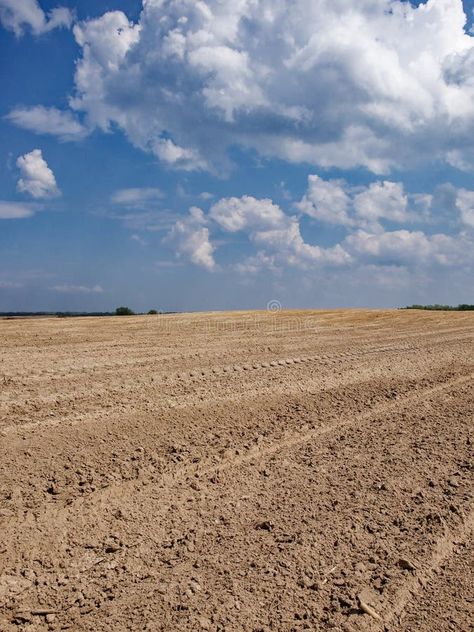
top-left (1, 0), bottom-right (474, 312)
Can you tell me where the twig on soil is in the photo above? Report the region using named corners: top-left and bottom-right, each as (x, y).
top-left (320, 565), bottom-right (338, 585)
top-left (358, 598), bottom-right (382, 621)
top-left (26, 609), bottom-right (58, 616)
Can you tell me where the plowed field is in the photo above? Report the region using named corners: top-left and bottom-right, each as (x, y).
top-left (0, 310), bottom-right (473, 631)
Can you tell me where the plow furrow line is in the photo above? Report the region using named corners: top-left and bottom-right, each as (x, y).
top-left (4, 371), bottom-right (469, 527)
top-left (381, 503), bottom-right (474, 630)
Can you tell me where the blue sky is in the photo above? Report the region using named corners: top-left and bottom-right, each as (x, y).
top-left (1, 0), bottom-right (474, 312)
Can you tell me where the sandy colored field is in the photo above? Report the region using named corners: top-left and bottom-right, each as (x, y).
top-left (0, 309), bottom-right (473, 631)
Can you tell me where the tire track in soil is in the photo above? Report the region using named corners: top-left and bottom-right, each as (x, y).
top-left (1, 370), bottom-right (471, 542)
top-left (210, 372), bottom-right (474, 478)
top-left (9, 367), bottom-right (469, 632)
top-left (379, 504), bottom-right (474, 631)
top-left (397, 539), bottom-right (474, 632)
top-left (1, 327), bottom-right (471, 386)
top-left (1, 334), bottom-right (471, 436)
top-left (1, 366), bottom-right (467, 532)
top-left (149, 376), bottom-right (471, 632)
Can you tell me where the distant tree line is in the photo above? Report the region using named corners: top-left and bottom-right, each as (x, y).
top-left (115, 307), bottom-right (160, 315)
top-left (0, 307), bottom-right (163, 318)
top-left (1, 311), bottom-right (117, 318)
top-left (404, 304), bottom-right (474, 311)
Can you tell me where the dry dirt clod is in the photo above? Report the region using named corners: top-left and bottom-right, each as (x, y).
top-left (398, 558), bottom-right (417, 571)
top-left (255, 520), bottom-right (274, 532)
top-left (198, 616), bottom-right (212, 630)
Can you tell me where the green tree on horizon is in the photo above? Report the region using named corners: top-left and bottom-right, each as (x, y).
top-left (115, 306), bottom-right (135, 316)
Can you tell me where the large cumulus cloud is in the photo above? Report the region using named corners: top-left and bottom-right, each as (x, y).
top-left (56, 0), bottom-right (474, 173)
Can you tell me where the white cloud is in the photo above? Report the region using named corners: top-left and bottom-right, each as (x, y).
top-left (344, 229), bottom-right (468, 266)
top-left (16, 149), bottom-right (60, 199)
top-left (210, 195), bottom-right (351, 270)
top-left (199, 192), bottom-right (214, 201)
top-left (353, 181), bottom-right (409, 225)
top-left (50, 284), bottom-right (104, 294)
top-left (210, 196), bottom-right (285, 232)
top-left (298, 175), bottom-right (423, 229)
top-left (109, 209), bottom-right (179, 232)
top-left (166, 207), bottom-right (216, 270)
top-left (455, 188), bottom-right (474, 228)
top-left (131, 233), bottom-right (147, 246)
top-left (250, 219), bottom-right (350, 268)
top-left (0, 280), bottom-right (23, 289)
top-left (296, 175), bottom-right (353, 226)
top-left (70, 11), bottom-right (142, 130)
top-left (112, 187), bottom-right (164, 206)
top-left (171, 182), bottom-right (474, 273)
top-left (6, 106), bottom-right (87, 141)
top-left (0, 0), bottom-right (72, 37)
top-left (0, 201), bottom-right (36, 219)
top-left (298, 179), bottom-right (474, 274)
top-left (152, 138), bottom-right (207, 171)
top-left (63, 0), bottom-right (474, 173)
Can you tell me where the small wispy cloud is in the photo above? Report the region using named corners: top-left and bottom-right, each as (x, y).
top-left (107, 209), bottom-right (180, 232)
top-left (111, 187), bottom-right (164, 207)
top-left (50, 284), bottom-right (104, 294)
top-left (7, 106), bottom-right (88, 142)
top-left (0, 0), bottom-right (73, 37)
top-left (154, 260), bottom-right (183, 268)
top-left (0, 200), bottom-right (36, 219)
top-left (131, 233), bottom-right (147, 246)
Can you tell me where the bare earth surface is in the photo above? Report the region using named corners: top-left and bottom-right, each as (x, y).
top-left (0, 309), bottom-right (473, 632)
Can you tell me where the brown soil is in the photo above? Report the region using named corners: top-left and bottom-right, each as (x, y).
top-left (0, 309), bottom-right (473, 631)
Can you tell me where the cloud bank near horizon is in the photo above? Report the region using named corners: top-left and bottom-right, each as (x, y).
top-left (164, 174), bottom-right (474, 274)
